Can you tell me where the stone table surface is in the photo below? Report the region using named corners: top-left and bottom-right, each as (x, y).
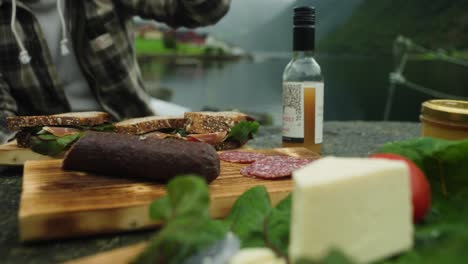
top-left (0, 121), bottom-right (420, 264)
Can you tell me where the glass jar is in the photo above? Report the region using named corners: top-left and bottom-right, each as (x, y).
top-left (420, 100), bottom-right (468, 140)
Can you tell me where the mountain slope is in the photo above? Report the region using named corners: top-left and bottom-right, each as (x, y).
top-left (319, 0), bottom-right (468, 55)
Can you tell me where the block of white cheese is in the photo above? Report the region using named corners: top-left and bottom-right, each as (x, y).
top-left (229, 248), bottom-right (286, 264)
top-left (290, 157), bottom-right (413, 264)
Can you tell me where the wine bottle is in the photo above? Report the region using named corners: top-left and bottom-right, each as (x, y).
top-left (282, 6), bottom-right (324, 154)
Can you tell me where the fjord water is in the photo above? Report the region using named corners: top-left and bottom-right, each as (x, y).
top-left (141, 55), bottom-right (468, 125)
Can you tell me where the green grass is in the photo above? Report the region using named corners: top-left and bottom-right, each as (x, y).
top-left (135, 38), bottom-right (205, 56)
top-left (319, 0), bottom-right (468, 55)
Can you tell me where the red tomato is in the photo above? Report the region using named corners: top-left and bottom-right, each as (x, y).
top-left (369, 153), bottom-right (431, 223)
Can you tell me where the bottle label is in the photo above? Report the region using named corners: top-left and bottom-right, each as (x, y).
top-left (282, 82), bottom-right (324, 144)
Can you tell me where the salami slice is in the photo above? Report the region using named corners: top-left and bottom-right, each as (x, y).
top-left (242, 155), bottom-right (315, 179)
top-left (219, 151), bottom-right (268, 164)
top-left (240, 166), bottom-right (253, 177)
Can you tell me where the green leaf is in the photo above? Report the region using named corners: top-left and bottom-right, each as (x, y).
top-left (132, 217), bottom-right (227, 264)
top-left (227, 121), bottom-right (260, 145)
top-left (376, 137), bottom-right (468, 195)
top-left (30, 137), bottom-right (66, 156)
top-left (275, 193), bottom-right (292, 212)
top-left (37, 134), bottom-right (59, 141)
top-left (265, 194), bottom-right (292, 257)
top-left (30, 133), bottom-right (82, 156)
top-left (149, 176), bottom-right (210, 221)
top-left (148, 196), bottom-right (171, 222)
top-left (174, 128), bottom-right (188, 137)
top-left (135, 176), bottom-right (228, 264)
top-left (56, 133), bottom-right (82, 147)
top-left (223, 186), bottom-right (272, 248)
top-left (223, 187), bottom-right (292, 258)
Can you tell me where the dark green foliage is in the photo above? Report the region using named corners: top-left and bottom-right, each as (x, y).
top-left (227, 121), bottom-right (260, 145)
top-left (162, 33), bottom-right (177, 50)
top-left (319, 0), bottom-right (468, 55)
top-left (30, 133), bottom-right (82, 156)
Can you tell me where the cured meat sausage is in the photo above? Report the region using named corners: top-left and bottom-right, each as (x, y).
top-left (219, 151), bottom-right (267, 164)
top-left (62, 131), bottom-right (220, 182)
top-left (240, 155), bottom-right (316, 179)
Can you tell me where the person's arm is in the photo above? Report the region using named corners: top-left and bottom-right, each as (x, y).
top-left (115, 0), bottom-right (231, 28)
top-left (0, 74), bottom-right (17, 144)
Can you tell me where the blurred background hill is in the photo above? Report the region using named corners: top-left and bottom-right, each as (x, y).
top-left (320, 0), bottom-right (468, 55)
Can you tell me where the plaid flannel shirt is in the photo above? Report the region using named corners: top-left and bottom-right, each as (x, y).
top-left (0, 0), bottom-right (230, 142)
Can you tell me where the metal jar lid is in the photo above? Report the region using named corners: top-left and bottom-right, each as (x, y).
top-left (421, 100), bottom-right (468, 123)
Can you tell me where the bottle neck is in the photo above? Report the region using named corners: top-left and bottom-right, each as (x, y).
top-left (293, 26), bottom-right (315, 51)
top-left (293, 51), bottom-right (315, 58)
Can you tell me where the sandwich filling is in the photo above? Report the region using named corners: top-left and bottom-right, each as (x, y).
top-left (17, 123), bottom-right (114, 156)
top-left (186, 120), bottom-right (260, 150)
top-left (136, 120), bottom-right (260, 150)
top-left (9, 111), bottom-right (260, 156)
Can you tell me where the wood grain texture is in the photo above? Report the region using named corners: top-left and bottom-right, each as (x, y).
top-left (20, 148), bottom-right (319, 241)
top-left (64, 243), bottom-right (147, 264)
top-left (0, 141), bottom-right (59, 166)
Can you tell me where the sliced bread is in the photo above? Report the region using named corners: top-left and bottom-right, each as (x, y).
top-left (114, 116), bottom-right (187, 135)
top-left (7, 111), bottom-right (111, 131)
top-left (184, 112), bottom-right (250, 134)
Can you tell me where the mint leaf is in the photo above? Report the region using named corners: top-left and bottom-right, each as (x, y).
top-left (275, 194), bottom-right (292, 212)
top-left (135, 176), bottom-right (228, 264)
top-left (227, 121), bottom-right (260, 144)
top-left (56, 133), bottom-right (82, 147)
top-left (30, 137), bottom-right (65, 156)
top-left (148, 196), bottom-right (171, 221)
top-left (30, 133), bottom-right (82, 156)
top-left (265, 194), bottom-right (291, 257)
top-left (377, 137), bottom-right (468, 195)
top-left (149, 176), bottom-right (210, 221)
top-left (133, 217), bottom-right (227, 264)
top-left (223, 186), bottom-right (272, 248)
top-left (223, 187), bottom-right (293, 258)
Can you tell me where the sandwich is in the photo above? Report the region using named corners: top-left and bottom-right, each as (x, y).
top-left (6, 111), bottom-right (113, 156)
top-left (114, 116), bottom-right (188, 143)
top-left (184, 111), bottom-right (259, 150)
top-left (114, 111), bottom-right (259, 150)
top-left (5, 111), bottom-right (258, 157)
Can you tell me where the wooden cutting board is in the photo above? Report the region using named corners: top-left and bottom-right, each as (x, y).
top-left (65, 243), bottom-right (147, 264)
top-left (20, 147), bottom-right (318, 242)
top-left (0, 141), bottom-right (61, 166)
